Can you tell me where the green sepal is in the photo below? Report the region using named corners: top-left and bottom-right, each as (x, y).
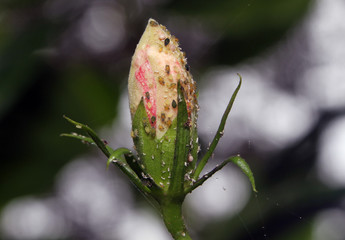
top-left (61, 132), bottom-right (115, 154)
top-left (229, 155), bottom-right (257, 192)
top-left (185, 155), bottom-right (257, 194)
top-left (132, 98), bottom-right (177, 191)
top-left (192, 74), bottom-right (242, 181)
top-left (60, 133), bottom-right (95, 145)
top-left (169, 82), bottom-right (191, 197)
top-left (63, 115), bottom-right (111, 158)
top-left (62, 116), bottom-right (162, 193)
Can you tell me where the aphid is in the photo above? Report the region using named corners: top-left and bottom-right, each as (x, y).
top-left (158, 76), bottom-right (165, 85)
top-left (151, 116), bottom-right (156, 124)
top-left (165, 65), bottom-right (170, 74)
top-left (184, 119), bottom-right (191, 128)
top-left (158, 124), bottom-right (164, 131)
top-left (172, 99), bottom-right (177, 108)
top-left (174, 37), bottom-right (179, 43)
top-left (166, 118), bottom-right (172, 127)
top-left (149, 20), bottom-right (158, 27)
top-left (169, 83), bottom-right (177, 89)
top-left (164, 102), bottom-right (170, 111)
top-left (144, 126), bottom-right (150, 134)
top-left (164, 38), bottom-right (170, 46)
top-left (161, 113), bottom-right (166, 122)
top-left (150, 127), bottom-right (156, 136)
top-left (145, 92), bottom-right (150, 100)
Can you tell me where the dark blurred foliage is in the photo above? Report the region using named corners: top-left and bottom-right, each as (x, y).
top-left (2, 0), bottom-right (345, 239)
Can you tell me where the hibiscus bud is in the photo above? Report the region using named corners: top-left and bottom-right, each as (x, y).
top-left (128, 19), bottom-right (198, 190)
top-left (128, 18), bottom-right (197, 139)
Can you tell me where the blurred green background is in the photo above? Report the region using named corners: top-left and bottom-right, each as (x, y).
top-left (2, 0), bottom-right (345, 239)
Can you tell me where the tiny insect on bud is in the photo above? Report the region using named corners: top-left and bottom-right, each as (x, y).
top-left (172, 99), bottom-right (177, 108)
top-left (165, 65), bottom-right (170, 75)
top-left (151, 116), bottom-right (156, 123)
top-left (164, 38), bottom-right (170, 46)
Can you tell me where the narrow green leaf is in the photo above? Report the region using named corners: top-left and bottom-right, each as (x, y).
top-left (192, 74), bottom-right (242, 181)
top-left (63, 115), bottom-right (111, 158)
top-left (60, 133), bottom-right (94, 145)
top-left (229, 155), bottom-right (257, 192)
top-left (169, 82), bottom-right (190, 196)
top-left (61, 133), bottom-right (115, 155)
top-left (185, 155), bottom-right (257, 194)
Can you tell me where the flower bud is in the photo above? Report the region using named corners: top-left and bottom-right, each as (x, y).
top-left (128, 18), bottom-right (197, 139)
top-left (128, 19), bottom-right (198, 190)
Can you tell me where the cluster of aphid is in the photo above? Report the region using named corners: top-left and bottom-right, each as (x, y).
top-left (148, 19), bottom-right (198, 136)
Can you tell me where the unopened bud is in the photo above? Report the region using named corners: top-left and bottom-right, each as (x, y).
top-left (128, 19), bottom-right (198, 190)
top-left (128, 18), bottom-right (197, 139)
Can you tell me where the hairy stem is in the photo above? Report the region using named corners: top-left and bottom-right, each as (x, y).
top-left (161, 199), bottom-right (192, 240)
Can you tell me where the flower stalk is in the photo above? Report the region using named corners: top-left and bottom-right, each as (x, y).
top-left (62, 18), bottom-right (256, 240)
top-left (160, 199), bottom-right (191, 240)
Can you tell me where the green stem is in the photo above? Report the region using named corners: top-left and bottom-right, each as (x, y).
top-left (160, 199), bottom-right (192, 240)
